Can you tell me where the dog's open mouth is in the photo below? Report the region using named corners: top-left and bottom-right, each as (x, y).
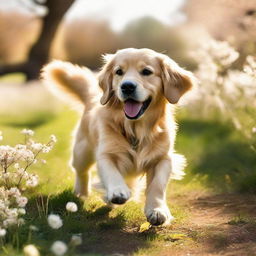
top-left (124, 98), bottom-right (151, 120)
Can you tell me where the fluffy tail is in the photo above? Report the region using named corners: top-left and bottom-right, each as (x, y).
top-left (170, 153), bottom-right (187, 180)
top-left (41, 60), bottom-right (99, 106)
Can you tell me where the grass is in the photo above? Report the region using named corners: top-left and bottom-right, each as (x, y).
top-left (0, 84), bottom-right (256, 255)
top-left (176, 117), bottom-right (256, 193)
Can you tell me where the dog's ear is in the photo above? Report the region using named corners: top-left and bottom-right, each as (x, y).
top-left (158, 54), bottom-right (196, 104)
top-left (98, 54), bottom-right (115, 105)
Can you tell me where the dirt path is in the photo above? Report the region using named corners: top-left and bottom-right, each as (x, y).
top-left (78, 192), bottom-right (256, 256)
top-left (159, 193), bottom-right (256, 256)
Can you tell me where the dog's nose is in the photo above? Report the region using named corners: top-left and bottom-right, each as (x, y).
top-left (121, 81), bottom-right (137, 95)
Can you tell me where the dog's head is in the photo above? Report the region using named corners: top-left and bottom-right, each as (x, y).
top-left (98, 48), bottom-right (196, 120)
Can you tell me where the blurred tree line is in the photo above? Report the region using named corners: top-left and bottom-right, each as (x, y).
top-left (63, 16), bottom-right (193, 69)
top-left (0, 1), bottom-right (194, 79)
top-left (0, 0), bottom-right (255, 80)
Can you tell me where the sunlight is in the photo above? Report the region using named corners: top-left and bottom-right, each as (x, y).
top-left (67, 0), bottom-right (186, 31)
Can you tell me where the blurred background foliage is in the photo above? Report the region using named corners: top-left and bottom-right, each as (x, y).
top-left (0, 0), bottom-right (255, 71)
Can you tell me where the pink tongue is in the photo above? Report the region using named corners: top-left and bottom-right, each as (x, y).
top-left (124, 100), bottom-right (143, 118)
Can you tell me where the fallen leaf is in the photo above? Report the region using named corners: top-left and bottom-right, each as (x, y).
top-left (139, 222), bottom-right (151, 232)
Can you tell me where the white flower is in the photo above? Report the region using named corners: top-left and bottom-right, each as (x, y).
top-left (26, 175), bottom-right (39, 187)
top-left (70, 234), bottom-right (82, 246)
top-left (21, 129), bottom-right (34, 136)
top-left (9, 187), bottom-right (21, 196)
top-left (66, 202), bottom-right (78, 212)
top-left (23, 244), bottom-right (40, 256)
top-left (6, 208), bottom-right (18, 218)
top-left (3, 218), bottom-right (17, 227)
top-left (42, 146), bottom-right (51, 153)
top-left (0, 131), bottom-right (3, 141)
top-left (14, 163), bottom-right (20, 169)
top-left (18, 218), bottom-right (25, 225)
top-left (47, 214), bottom-right (63, 229)
top-left (0, 228), bottom-right (6, 237)
top-left (30, 143), bottom-right (43, 151)
top-left (50, 135), bottom-right (57, 143)
top-left (252, 127), bottom-right (256, 133)
top-left (51, 241), bottom-right (67, 256)
top-left (16, 196), bottom-right (28, 207)
top-left (18, 208), bottom-right (26, 215)
top-left (29, 225), bottom-right (39, 231)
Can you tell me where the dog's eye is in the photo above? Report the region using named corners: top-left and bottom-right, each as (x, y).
top-left (141, 68), bottom-right (153, 76)
top-left (115, 68), bottom-right (124, 76)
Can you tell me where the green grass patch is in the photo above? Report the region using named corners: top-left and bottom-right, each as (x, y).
top-left (176, 118), bottom-right (256, 193)
top-left (0, 73), bottom-right (26, 83)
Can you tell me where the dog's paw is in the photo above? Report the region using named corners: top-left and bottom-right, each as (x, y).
top-left (107, 185), bottom-right (131, 205)
top-left (74, 180), bottom-right (89, 198)
top-left (145, 206), bottom-right (174, 226)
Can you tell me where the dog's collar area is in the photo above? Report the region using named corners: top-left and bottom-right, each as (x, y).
top-left (124, 97), bottom-right (152, 120)
top-left (129, 136), bottom-right (139, 150)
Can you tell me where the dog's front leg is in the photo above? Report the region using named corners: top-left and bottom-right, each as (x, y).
top-left (97, 157), bottom-right (131, 204)
top-left (145, 159), bottom-right (174, 226)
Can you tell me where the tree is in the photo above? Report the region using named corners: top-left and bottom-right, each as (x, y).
top-left (0, 0), bottom-right (75, 80)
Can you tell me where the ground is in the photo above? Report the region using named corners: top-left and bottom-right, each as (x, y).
top-left (0, 79), bottom-right (255, 256)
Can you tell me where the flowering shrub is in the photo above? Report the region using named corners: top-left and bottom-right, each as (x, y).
top-left (0, 129), bottom-right (84, 255)
top-left (191, 39), bottom-right (256, 143)
top-left (0, 129), bottom-right (56, 237)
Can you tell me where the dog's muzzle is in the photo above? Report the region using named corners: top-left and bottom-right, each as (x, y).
top-left (120, 80), bottom-right (151, 120)
top-left (121, 81), bottom-right (137, 97)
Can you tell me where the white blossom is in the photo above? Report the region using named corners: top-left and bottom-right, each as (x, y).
top-left (50, 135), bottom-right (57, 143)
top-left (29, 225), bottom-right (39, 231)
top-left (21, 129), bottom-right (34, 136)
top-left (66, 202), bottom-right (78, 212)
top-left (51, 241), bottom-right (67, 256)
top-left (30, 143), bottom-right (43, 151)
top-left (23, 244), bottom-right (40, 256)
top-left (18, 208), bottom-right (26, 215)
top-left (17, 218), bottom-right (25, 226)
top-left (70, 234), bottom-right (82, 246)
top-left (47, 214), bottom-right (63, 229)
top-left (16, 196), bottom-right (28, 208)
top-left (0, 129), bottom-right (55, 231)
top-left (0, 228), bottom-right (6, 237)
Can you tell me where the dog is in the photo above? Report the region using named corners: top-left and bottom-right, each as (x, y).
top-left (42, 48), bottom-right (196, 226)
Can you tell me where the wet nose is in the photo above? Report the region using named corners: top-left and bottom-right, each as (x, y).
top-left (121, 81), bottom-right (137, 95)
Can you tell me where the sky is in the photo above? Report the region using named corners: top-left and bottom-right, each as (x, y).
top-left (0, 0), bottom-right (186, 31)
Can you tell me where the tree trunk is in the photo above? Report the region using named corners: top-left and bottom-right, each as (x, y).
top-left (0, 0), bottom-right (75, 80)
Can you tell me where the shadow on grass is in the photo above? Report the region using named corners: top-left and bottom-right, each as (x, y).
top-left (177, 119), bottom-right (256, 193)
top-left (16, 190), bottom-right (154, 256)
top-left (0, 112), bottom-right (56, 129)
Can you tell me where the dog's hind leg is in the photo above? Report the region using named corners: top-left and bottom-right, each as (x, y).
top-left (71, 137), bottom-right (94, 197)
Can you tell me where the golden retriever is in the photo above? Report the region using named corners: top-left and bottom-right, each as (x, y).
top-left (42, 48), bottom-right (196, 226)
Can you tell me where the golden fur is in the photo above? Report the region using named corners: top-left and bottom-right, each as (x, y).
top-left (42, 48), bottom-right (196, 226)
